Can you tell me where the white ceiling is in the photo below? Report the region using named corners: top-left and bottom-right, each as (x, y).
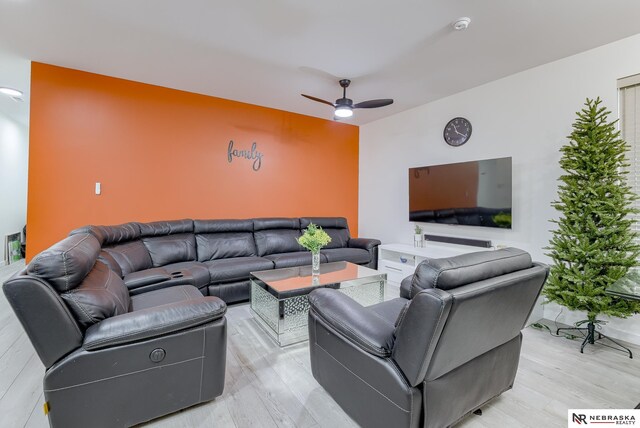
top-left (1, 1), bottom-right (640, 126)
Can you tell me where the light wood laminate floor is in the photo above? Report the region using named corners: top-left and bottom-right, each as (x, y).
top-left (1, 260), bottom-right (638, 428)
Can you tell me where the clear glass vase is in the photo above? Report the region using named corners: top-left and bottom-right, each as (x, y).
top-left (312, 250), bottom-right (320, 275)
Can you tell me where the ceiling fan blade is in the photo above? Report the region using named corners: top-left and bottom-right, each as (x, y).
top-left (301, 94), bottom-right (336, 107)
top-left (353, 99), bottom-right (394, 109)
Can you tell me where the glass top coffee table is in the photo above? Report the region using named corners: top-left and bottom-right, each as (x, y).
top-left (250, 261), bottom-right (386, 346)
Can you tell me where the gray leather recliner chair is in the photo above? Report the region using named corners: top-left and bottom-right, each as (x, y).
top-left (308, 248), bottom-right (548, 428)
top-left (3, 233), bottom-right (228, 428)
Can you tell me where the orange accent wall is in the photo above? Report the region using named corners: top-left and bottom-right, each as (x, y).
top-left (27, 63), bottom-right (359, 259)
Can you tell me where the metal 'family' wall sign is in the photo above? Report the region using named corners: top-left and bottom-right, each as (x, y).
top-left (227, 140), bottom-right (263, 172)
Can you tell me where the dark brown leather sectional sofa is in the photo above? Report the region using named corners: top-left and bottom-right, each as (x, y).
top-left (2, 216), bottom-right (380, 427)
top-left (69, 217), bottom-right (381, 303)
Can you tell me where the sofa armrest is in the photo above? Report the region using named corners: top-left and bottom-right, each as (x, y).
top-left (123, 268), bottom-right (172, 289)
top-left (348, 237), bottom-right (382, 251)
top-left (83, 297), bottom-right (226, 351)
top-left (308, 288), bottom-right (394, 357)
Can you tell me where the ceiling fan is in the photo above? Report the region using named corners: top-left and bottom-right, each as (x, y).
top-left (302, 79), bottom-right (393, 119)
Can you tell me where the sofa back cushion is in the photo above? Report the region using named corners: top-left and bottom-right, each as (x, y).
top-left (97, 250), bottom-right (123, 277)
top-left (194, 219), bottom-right (256, 261)
top-left (142, 234), bottom-right (197, 267)
top-left (103, 241), bottom-right (153, 276)
top-left (253, 218), bottom-right (302, 256)
top-left (69, 222), bottom-right (140, 246)
top-left (25, 233), bottom-right (131, 330)
top-left (136, 220), bottom-right (197, 267)
top-left (392, 254), bottom-right (548, 386)
top-left (27, 234), bottom-right (102, 292)
top-left (60, 261), bottom-right (131, 330)
top-left (300, 217), bottom-right (350, 249)
top-left (410, 248), bottom-right (533, 297)
top-left (138, 219), bottom-right (194, 236)
top-left (423, 262), bottom-right (548, 382)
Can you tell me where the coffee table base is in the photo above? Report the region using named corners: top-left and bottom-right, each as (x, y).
top-left (250, 279), bottom-right (385, 347)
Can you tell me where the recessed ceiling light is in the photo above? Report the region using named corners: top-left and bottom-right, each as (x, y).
top-left (453, 17), bottom-right (471, 31)
top-left (0, 87), bottom-right (23, 98)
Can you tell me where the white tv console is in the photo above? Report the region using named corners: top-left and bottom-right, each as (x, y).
top-left (378, 242), bottom-right (491, 284)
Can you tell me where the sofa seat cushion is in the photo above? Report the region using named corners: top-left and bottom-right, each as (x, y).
top-left (84, 292), bottom-right (226, 351)
top-left (264, 251), bottom-right (329, 269)
top-left (205, 257), bottom-right (274, 283)
top-left (321, 248), bottom-right (371, 265)
top-left (208, 280), bottom-right (250, 304)
top-left (368, 298), bottom-right (409, 325)
top-left (162, 261), bottom-right (211, 288)
top-left (130, 285), bottom-right (204, 311)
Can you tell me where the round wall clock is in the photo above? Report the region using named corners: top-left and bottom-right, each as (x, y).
top-left (443, 117), bottom-right (472, 147)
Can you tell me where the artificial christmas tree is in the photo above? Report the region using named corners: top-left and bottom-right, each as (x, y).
top-left (545, 97), bottom-right (640, 357)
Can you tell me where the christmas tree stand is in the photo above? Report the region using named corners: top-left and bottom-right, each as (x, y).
top-left (556, 321), bottom-right (633, 359)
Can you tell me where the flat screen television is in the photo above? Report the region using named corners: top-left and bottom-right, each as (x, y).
top-left (408, 157), bottom-right (512, 229)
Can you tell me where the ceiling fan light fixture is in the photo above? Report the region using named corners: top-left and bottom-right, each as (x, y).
top-left (302, 79), bottom-right (392, 119)
top-left (334, 105), bottom-right (353, 118)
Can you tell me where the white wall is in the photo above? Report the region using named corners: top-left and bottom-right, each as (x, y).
top-left (360, 33), bottom-right (640, 345)
top-left (0, 112), bottom-right (29, 263)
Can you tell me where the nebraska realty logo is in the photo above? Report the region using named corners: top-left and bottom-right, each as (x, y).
top-left (569, 409), bottom-right (638, 426)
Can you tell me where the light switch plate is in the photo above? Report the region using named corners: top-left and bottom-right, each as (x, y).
top-left (95, 182), bottom-right (101, 195)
